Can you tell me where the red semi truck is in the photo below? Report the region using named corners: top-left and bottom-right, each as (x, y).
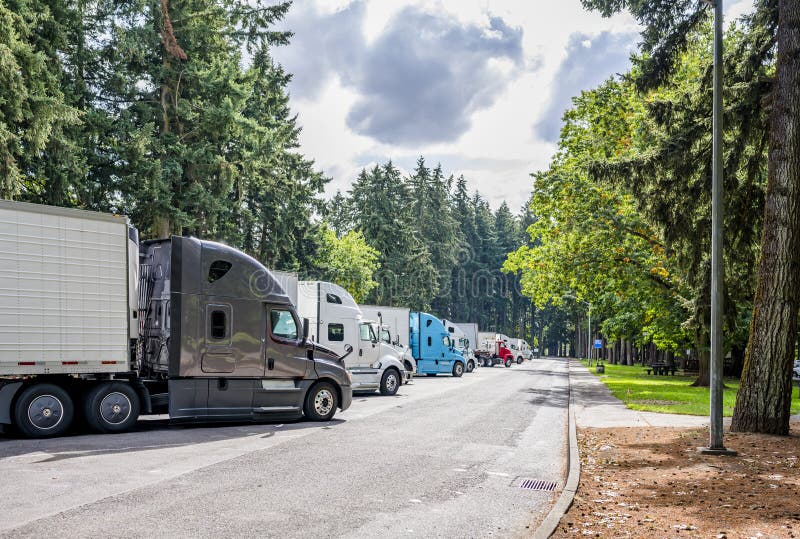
top-left (474, 334), bottom-right (515, 368)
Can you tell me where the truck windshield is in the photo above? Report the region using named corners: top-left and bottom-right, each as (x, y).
top-left (380, 328), bottom-right (391, 343)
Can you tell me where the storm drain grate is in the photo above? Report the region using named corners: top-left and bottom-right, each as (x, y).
top-left (518, 479), bottom-right (558, 491)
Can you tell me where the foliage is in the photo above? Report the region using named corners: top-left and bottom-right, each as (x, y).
top-left (311, 224), bottom-right (380, 304)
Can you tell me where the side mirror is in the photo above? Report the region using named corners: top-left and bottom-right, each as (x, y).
top-left (340, 344), bottom-right (354, 361)
top-left (302, 318), bottom-right (309, 343)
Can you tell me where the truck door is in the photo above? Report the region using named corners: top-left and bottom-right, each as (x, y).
top-left (266, 306), bottom-right (311, 378)
top-left (358, 322), bottom-right (380, 367)
top-left (438, 335), bottom-right (453, 373)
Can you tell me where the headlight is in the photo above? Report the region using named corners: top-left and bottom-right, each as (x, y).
top-left (371, 361), bottom-right (382, 369)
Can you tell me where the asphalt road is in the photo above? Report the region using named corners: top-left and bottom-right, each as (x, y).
top-left (0, 357), bottom-right (569, 538)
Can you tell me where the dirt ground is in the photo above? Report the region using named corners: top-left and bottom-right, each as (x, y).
top-left (551, 424), bottom-right (800, 538)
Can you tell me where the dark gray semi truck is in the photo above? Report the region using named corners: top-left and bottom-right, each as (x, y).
top-left (0, 201), bottom-right (352, 437)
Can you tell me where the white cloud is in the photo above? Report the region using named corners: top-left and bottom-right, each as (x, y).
top-left (277, 1), bottom-right (642, 209)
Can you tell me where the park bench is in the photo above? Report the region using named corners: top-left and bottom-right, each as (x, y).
top-left (644, 362), bottom-right (677, 376)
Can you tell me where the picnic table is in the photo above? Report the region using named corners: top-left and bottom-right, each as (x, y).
top-left (644, 362), bottom-right (677, 376)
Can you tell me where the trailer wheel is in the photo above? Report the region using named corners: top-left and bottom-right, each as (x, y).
top-left (517, 356), bottom-right (524, 364)
top-left (466, 360), bottom-right (475, 373)
top-left (14, 383), bottom-right (74, 438)
top-left (380, 368), bottom-right (401, 396)
top-left (452, 362), bottom-right (464, 378)
top-left (304, 381), bottom-right (338, 421)
top-left (504, 358), bottom-right (513, 368)
top-left (483, 358), bottom-right (492, 368)
top-left (84, 382), bottom-right (140, 434)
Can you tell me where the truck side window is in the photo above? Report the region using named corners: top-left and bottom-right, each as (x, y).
top-left (328, 323), bottom-right (344, 342)
top-left (359, 323), bottom-right (376, 342)
top-left (326, 293), bottom-right (342, 304)
top-left (208, 260), bottom-right (232, 283)
top-left (270, 309), bottom-right (298, 341)
top-left (210, 310), bottom-right (227, 340)
top-left (442, 336), bottom-right (451, 347)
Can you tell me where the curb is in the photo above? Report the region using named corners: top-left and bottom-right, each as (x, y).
top-left (532, 359), bottom-right (580, 539)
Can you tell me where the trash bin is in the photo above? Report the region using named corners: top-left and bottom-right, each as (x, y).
top-left (596, 363), bottom-right (605, 374)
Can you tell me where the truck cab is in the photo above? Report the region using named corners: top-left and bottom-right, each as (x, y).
top-left (441, 319), bottom-right (476, 373)
top-left (366, 321), bottom-right (414, 384)
top-left (409, 312), bottom-right (466, 377)
top-left (510, 339), bottom-right (533, 362)
top-left (298, 282), bottom-right (406, 396)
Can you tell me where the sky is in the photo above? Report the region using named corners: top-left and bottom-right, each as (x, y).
top-left (272, 0), bottom-right (756, 211)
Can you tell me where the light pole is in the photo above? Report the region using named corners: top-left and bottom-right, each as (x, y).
top-left (700, 0), bottom-right (736, 457)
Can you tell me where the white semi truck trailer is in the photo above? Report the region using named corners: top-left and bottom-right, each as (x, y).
top-left (0, 201), bottom-right (353, 437)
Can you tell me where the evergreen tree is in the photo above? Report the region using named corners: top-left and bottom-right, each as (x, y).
top-left (349, 162), bottom-right (437, 309)
top-left (408, 158), bottom-right (462, 315)
top-left (0, 1), bottom-right (79, 198)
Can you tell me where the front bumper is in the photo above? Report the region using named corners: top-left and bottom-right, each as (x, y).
top-left (340, 384), bottom-right (353, 411)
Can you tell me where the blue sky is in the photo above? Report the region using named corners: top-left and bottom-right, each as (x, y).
top-left (273, 0), bottom-right (755, 210)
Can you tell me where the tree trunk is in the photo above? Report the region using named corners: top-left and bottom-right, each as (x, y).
top-left (693, 331), bottom-right (711, 387)
top-left (732, 0), bottom-right (800, 435)
top-left (626, 339), bottom-right (633, 366)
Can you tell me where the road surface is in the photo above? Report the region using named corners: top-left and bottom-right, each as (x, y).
top-left (0, 357), bottom-right (568, 538)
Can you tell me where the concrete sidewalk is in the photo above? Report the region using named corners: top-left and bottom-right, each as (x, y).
top-left (569, 359), bottom-right (721, 428)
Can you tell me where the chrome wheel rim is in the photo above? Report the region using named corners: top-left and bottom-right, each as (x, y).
top-left (28, 395), bottom-right (64, 430)
top-left (385, 373), bottom-right (398, 392)
top-left (455, 364), bottom-right (463, 376)
top-left (100, 392), bottom-right (132, 425)
top-left (314, 388), bottom-right (334, 416)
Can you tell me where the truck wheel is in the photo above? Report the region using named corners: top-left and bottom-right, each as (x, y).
top-left (404, 360), bottom-right (414, 377)
top-left (517, 356), bottom-right (524, 364)
top-left (84, 382), bottom-right (140, 434)
top-left (380, 368), bottom-right (401, 396)
top-left (467, 360), bottom-right (475, 373)
top-left (452, 362), bottom-right (464, 378)
top-left (14, 383), bottom-right (74, 438)
top-left (483, 358), bottom-right (492, 368)
top-left (304, 381), bottom-right (338, 421)
top-left (504, 358), bottom-right (513, 368)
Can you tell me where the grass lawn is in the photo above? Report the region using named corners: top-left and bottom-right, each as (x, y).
top-left (581, 360), bottom-right (800, 416)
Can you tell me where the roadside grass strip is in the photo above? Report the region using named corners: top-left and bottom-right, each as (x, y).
top-left (580, 360), bottom-right (800, 416)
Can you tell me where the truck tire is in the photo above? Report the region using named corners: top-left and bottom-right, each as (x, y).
top-left (84, 382), bottom-right (140, 434)
top-left (467, 360), bottom-right (475, 373)
top-left (304, 381), bottom-right (338, 421)
top-left (504, 358), bottom-right (513, 368)
top-left (404, 360), bottom-right (414, 377)
top-left (483, 358), bottom-right (492, 368)
top-left (452, 362), bottom-right (464, 378)
top-left (379, 368), bottom-right (401, 396)
top-left (517, 356), bottom-right (524, 364)
top-left (14, 383), bottom-right (74, 438)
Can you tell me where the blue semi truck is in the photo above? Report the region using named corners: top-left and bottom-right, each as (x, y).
top-left (409, 312), bottom-right (467, 377)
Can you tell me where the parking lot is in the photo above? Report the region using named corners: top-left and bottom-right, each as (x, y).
top-left (0, 358), bottom-right (567, 538)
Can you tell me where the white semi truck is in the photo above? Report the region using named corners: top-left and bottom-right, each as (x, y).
top-left (358, 305), bottom-right (416, 376)
top-left (509, 339), bottom-right (534, 362)
top-left (441, 319), bottom-right (476, 372)
top-left (298, 283), bottom-right (410, 395)
top-left (0, 201), bottom-right (353, 437)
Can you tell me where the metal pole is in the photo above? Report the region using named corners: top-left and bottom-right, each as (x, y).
top-left (702, 0), bottom-right (734, 456)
